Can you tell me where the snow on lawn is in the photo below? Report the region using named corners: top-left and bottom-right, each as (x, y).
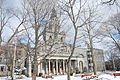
top-left (1, 72), bottom-right (120, 80)
top-left (15, 75), bottom-right (120, 80)
top-left (14, 75), bottom-right (81, 80)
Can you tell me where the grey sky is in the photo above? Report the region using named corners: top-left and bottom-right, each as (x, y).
top-left (6, 0), bottom-right (21, 8)
top-left (4, 0), bottom-right (120, 50)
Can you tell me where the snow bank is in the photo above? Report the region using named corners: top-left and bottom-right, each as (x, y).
top-left (1, 72), bottom-right (120, 80)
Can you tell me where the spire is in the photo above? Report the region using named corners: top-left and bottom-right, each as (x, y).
top-left (48, 7), bottom-right (60, 34)
top-left (50, 8), bottom-right (57, 19)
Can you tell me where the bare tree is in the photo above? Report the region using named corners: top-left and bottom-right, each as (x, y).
top-left (102, 0), bottom-right (117, 5)
top-left (102, 0), bottom-right (120, 10)
top-left (57, 0), bottom-right (98, 80)
top-left (101, 13), bottom-right (120, 52)
top-left (21, 0), bottom-right (54, 80)
top-left (100, 13), bottom-right (120, 71)
top-left (0, 0), bottom-right (27, 79)
top-left (79, 6), bottom-right (102, 74)
top-left (0, 0), bottom-right (13, 46)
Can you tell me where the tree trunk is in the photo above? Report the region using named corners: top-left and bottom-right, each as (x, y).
top-left (67, 28), bottom-right (78, 80)
top-left (32, 23), bottom-right (39, 80)
top-left (11, 41), bottom-right (17, 80)
top-left (32, 58), bottom-right (37, 80)
top-left (90, 40), bottom-right (96, 75)
top-left (112, 56), bottom-right (116, 70)
top-left (67, 61), bottom-right (71, 80)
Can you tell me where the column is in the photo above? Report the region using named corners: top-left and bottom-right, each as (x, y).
top-left (49, 59), bottom-right (51, 75)
top-left (38, 64), bottom-right (40, 75)
top-left (40, 62), bottom-right (42, 72)
top-left (77, 60), bottom-right (79, 69)
top-left (66, 61), bottom-right (68, 72)
top-left (40, 62), bottom-right (44, 74)
top-left (70, 60), bottom-right (72, 72)
top-left (28, 57), bottom-right (31, 77)
top-left (41, 63), bottom-right (43, 72)
top-left (53, 61), bottom-right (56, 74)
top-left (60, 61), bottom-right (62, 74)
top-left (46, 61), bottom-right (48, 74)
top-left (56, 59), bottom-right (58, 75)
top-left (63, 60), bottom-right (65, 74)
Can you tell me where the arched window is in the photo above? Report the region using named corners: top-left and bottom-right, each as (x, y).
top-left (77, 54), bottom-right (84, 58)
top-left (1, 66), bottom-right (4, 71)
top-left (49, 36), bottom-right (52, 39)
top-left (79, 61), bottom-right (83, 72)
top-left (61, 37), bottom-right (63, 42)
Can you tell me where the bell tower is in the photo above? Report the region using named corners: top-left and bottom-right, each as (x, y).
top-left (48, 8), bottom-right (60, 33)
top-left (44, 8), bottom-right (65, 43)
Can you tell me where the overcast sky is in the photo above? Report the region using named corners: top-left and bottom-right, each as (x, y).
top-left (4, 0), bottom-right (120, 50)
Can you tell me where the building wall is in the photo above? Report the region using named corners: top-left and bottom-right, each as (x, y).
top-left (74, 48), bottom-right (105, 72)
top-left (93, 49), bottom-right (105, 71)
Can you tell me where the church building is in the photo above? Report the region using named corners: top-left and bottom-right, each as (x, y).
top-left (0, 8), bottom-right (105, 77)
top-left (26, 8), bottom-right (105, 76)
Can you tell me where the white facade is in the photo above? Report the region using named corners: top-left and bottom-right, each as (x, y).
top-left (26, 8), bottom-right (105, 76)
top-left (0, 8), bottom-right (105, 77)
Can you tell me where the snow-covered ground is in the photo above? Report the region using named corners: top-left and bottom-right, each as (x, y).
top-left (1, 72), bottom-right (120, 80)
top-left (1, 75), bottom-right (83, 80)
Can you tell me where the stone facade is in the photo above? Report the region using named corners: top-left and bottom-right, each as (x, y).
top-left (32, 48), bottom-right (105, 76)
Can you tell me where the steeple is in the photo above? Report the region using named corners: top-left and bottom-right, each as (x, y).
top-left (48, 8), bottom-right (60, 33)
top-left (44, 8), bottom-right (66, 43)
top-left (50, 8), bottom-right (57, 19)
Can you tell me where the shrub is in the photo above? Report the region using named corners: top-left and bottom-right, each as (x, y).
top-left (75, 67), bottom-right (80, 74)
top-left (39, 73), bottom-right (43, 77)
top-left (70, 67), bottom-right (73, 76)
top-left (83, 67), bottom-right (87, 72)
